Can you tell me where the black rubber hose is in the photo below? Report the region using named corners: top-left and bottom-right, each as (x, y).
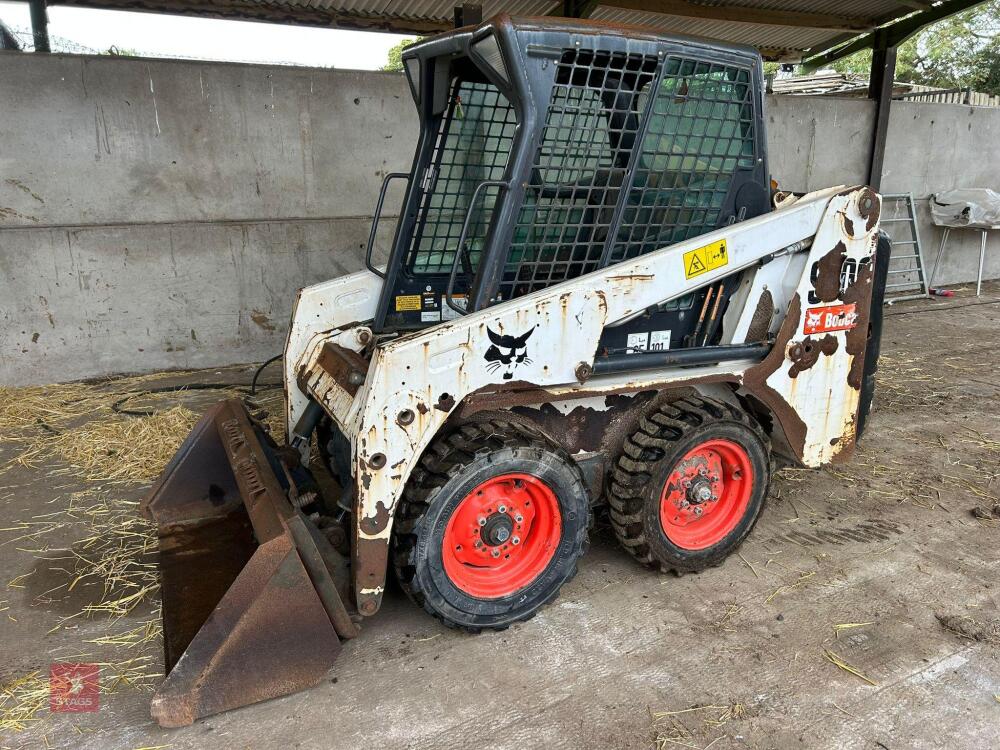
top-left (111, 361), bottom-right (283, 417)
top-left (251, 354), bottom-right (283, 395)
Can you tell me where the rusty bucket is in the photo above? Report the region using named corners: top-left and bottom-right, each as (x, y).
top-left (142, 399), bottom-right (357, 727)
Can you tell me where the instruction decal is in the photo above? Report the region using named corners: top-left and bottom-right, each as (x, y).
top-left (803, 303), bottom-right (858, 335)
top-left (683, 239), bottom-right (728, 280)
top-left (395, 294), bottom-right (422, 312)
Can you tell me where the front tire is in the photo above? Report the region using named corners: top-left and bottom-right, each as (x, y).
top-left (609, 396), bottom-right (769, 574)
top-left (392, 419), bottom-right (590, 631)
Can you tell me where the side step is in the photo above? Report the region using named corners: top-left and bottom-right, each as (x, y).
top-left (142, 399), bottom-right (357, 727)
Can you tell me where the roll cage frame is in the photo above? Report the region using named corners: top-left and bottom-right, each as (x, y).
top-left (368, 16), bottom-right (770, 333)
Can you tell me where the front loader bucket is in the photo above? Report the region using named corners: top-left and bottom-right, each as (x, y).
top-left (142, 399), bottom-right (357, 727)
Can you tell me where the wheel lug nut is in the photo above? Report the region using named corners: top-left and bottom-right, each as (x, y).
top-left (515, 515), bottom-right (523, 523)
top-left (491, 549), bottom-right (501, 558)
top-left (694, 507), bottom-right (703, 516)
top-left (498, 504), bottom-right (507, 513)
top-left (511, 536), bottom-right (520, 545)
top-left (478, 517), bottom-right (487, 526)
top-left (682, 479), bottom-right (691, 488)
top-left (475, 540), bottom-right (483, 548)
top-left (698, 467), bottom-right (708, 476)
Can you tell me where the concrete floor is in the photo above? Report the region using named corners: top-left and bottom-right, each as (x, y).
top-left (2, 285), bottom-right (999, 750)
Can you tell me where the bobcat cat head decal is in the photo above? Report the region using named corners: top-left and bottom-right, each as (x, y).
top-left (484, 326), bottom-right (535, 380)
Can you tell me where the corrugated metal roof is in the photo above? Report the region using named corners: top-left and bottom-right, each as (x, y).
top-left (54, 0), bottom-right (924, 57)
top-left (590, 8), bottom-right (837, 53)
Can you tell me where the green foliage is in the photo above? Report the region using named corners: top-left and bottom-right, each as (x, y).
top-left (382, 37), bottom-right (419, 72)
top-left (828, 1), bottom-right (1000, 95)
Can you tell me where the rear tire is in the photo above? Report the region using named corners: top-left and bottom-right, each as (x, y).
top-left (609, 396), bottom-right (769, 574)
top-left (392, 419), bottom-right (590, 632)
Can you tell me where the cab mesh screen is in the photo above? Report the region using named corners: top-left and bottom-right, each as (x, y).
top-left (407, 79), bottom-right (516, 275)
top-left (498, 49), bottom-right (658, 300)
top-left (609, 59), bottom-right (755, 264)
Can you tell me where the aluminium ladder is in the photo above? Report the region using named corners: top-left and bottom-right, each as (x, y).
top-left (880, 193), bottom-right (931, 304)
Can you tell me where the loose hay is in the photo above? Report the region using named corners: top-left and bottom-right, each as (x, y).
top-left (0, 491), bottom-right (163, 733)
top-left (0, 370), bottom-right (198, 440)
top-left (651, 703), bottom-right (751, 750)
top-left (824, 649), bottom-right (877, 686)
top-left (7, 491), bottom-right (160, 621)
top-left (0, 658), bottom-right (161, 733)
top-left (2, 368), bottom-right (287, 484)
top-left (0, 671), bottom-right (49, 733)
top-left (12, 407), bottom-right (199, 484)
top-left (833, 622), bottom-right (874, 638)
top-left (0, 367), bottom-right (289, 736)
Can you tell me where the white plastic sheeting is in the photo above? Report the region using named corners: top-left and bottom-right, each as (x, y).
top-left (930, 189), bottom-right (1000, 229)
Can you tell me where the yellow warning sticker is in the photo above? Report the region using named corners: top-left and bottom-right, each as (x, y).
top-left (683, 239), bottom-right (729, 279)
top-left (395, 294), bottom-right (422, 312)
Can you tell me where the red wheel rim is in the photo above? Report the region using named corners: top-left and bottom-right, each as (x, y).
top-left (442, 473), bottom-right (562, 599)
top-left (659, 439), bottom-right (754, 551)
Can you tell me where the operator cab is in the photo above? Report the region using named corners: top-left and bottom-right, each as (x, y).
top-left (368, 15), bottom-right (770, 356)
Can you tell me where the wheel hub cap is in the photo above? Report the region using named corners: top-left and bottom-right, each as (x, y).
top-left (659, 439), bottom-right (754, 551)
top-left (442, 473), bottom-right (562, 599)
top-left (481, 513), bottom-right (514, 546)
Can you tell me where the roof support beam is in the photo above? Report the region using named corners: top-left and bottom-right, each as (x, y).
top-left (867, 31), bottom-right (897, 191)
top-left (594, 0), bottom-right (875, 31)
top-left (801, 0), bottom-right (989, 70)
top-left (50, 0), bottom-right (455, 34)
top-left (29, 0), bottom-right (50, 52)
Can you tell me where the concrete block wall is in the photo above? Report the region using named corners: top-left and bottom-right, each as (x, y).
top-left (766, 94), bottom-right (1000, 289)
top-left (0, 53), bottom-right (417, 385)
top-left (1, 52), bottom-right (997, 385)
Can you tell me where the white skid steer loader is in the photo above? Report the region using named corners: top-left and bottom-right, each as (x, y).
top-left (141, 16), bottom-right (890, 726)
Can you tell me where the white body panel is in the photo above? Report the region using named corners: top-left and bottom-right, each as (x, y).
top-left (283, 269), bottom-right (383, 439)
top-left (287, 186), bottom-right (882, 612)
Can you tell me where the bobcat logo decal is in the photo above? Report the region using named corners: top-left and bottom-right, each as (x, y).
top-left (485, 326), bottom-right (535, 380)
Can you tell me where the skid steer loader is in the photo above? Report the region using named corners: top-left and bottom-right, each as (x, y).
top-left (142, 15), bottom-right (890, 726)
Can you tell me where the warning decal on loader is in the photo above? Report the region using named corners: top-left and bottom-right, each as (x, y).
top-left (684, 239), bottom-right (728, 279)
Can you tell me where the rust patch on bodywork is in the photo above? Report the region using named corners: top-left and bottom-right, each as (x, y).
top-left (306, 342), bottom-right (370, 397)
top-left (743, 293), bottom-right (808, 460)
top-left (787, 334), bottom-right (838, 378)
top-left (858, 187), bottom-right (880, 232)
top-left (510, 393), bottom-right (656, 456)
top-left (359, 500), bottom-right (390, 534)
top-left (812, 242), bottom-right (847, 303)
top-left (843, 214), bottom-right (855, 237)
top-left (842, 260), bottom-right (876, 391)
